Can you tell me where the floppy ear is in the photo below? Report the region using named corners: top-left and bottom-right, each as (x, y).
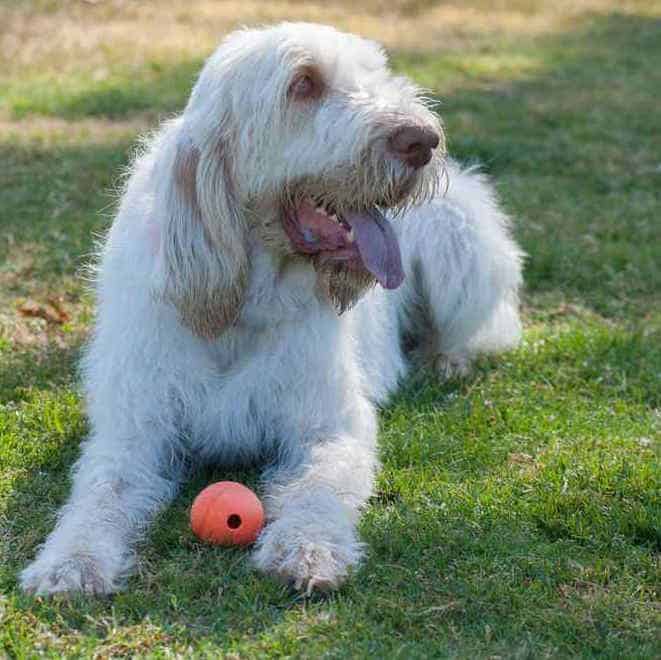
top-left (160, 131), bottom-right (248, 338)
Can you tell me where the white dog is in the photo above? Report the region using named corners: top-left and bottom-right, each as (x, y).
top-left (21, 22), bottom-right (523, 596)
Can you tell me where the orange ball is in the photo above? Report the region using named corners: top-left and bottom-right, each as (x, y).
top-left (190, 481), bottom-right (264, 546)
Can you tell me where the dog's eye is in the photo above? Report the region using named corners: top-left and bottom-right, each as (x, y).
top-left (289, 70), bottom-right (322, 101)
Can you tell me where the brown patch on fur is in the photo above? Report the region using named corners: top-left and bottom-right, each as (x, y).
top-left (313, 260), bottom-right (376, 314)
top-left (183, 274), bottom-right (246, 340)
top-left (288, 64), bottom-right (325, 102)
top-left (174, 137), bottom-right (200, 209)
top-left (163, 134), bottom-right (247, 339)
top-left (249, 197), bottom-right (301, 260)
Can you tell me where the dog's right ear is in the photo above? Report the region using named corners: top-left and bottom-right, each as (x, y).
top-left (158, 130), bottom-right (248, 339)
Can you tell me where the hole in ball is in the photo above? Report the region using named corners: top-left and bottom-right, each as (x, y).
top-left (227, 514), bottom-right (242, 529)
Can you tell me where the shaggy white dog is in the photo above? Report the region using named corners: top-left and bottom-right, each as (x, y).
top-left (21, 22), bottom-right (523, 596)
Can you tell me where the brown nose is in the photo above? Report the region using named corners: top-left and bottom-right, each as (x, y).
top-left (388, 125), bottom-right (440, 169)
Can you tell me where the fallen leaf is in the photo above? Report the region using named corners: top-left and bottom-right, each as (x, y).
top-left (47, 296), bottom-right (71, 323)
top-left (18, 298), bottom-right (69, 324)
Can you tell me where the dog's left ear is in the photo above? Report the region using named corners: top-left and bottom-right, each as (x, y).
top-left (159, 129), bottom-right (248, 338)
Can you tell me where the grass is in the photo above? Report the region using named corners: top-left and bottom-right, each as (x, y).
top-left (1, 1), bottom-right (660, 657)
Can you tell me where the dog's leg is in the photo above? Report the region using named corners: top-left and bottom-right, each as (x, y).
top-left (399, 164), bottom-right (524, 378)
top-left (252, 399), bottom-right (377, 593)
top-left (20, 430), bottom-right (181, 596)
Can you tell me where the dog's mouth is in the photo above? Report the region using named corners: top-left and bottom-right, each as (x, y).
top-left (282, 197), bottom-right (404, 290)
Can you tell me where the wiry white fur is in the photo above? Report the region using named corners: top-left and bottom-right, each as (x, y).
top-left (21, 23), bottom-right (523, 596)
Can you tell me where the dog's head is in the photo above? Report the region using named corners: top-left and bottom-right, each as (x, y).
top-left (159, 22), bottom-right (445, 337)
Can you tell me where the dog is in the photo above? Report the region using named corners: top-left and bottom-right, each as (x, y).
top-left (21, 22), bottom-right (523, 596)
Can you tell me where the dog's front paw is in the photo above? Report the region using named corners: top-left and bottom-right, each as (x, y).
top-left (252, 515), bottom-right (364, 594)
top-left (21, 553), bottom-right (121, 596)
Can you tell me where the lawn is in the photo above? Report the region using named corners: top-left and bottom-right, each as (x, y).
top-left (1, 1), bottom-right (659, 657)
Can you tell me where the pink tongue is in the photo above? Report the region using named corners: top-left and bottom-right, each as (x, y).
top-left (345, 208), bottom-right (404, 289)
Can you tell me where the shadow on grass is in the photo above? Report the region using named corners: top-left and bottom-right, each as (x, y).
top-left (0, 139), bottom-right (129, 286)
top-left (7, 59), bottom-right (203, 120)
top-left (393, 13), bottom-right (661, 317)
top-left (0, 341), bottom-right (82, 405)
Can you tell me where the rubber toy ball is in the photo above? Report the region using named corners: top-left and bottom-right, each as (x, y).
top-left (190, 481), bottom-right (264, 546)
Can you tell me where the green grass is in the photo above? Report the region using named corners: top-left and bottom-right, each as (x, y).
top-left (1, 3), bottom-right (660, 658)
top-left (1, 59), bottom-right (201, 120)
